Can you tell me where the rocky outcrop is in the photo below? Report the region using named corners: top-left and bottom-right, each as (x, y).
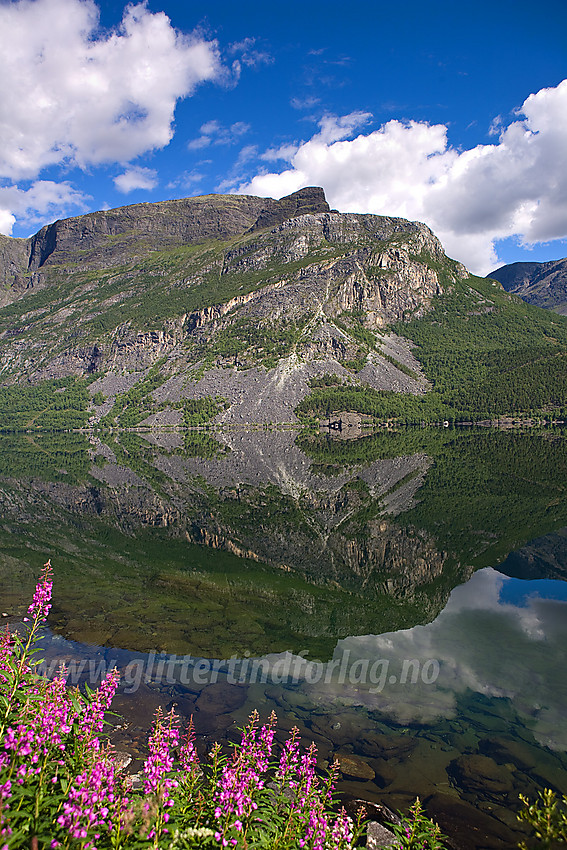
top-left (214, 211), bottom-right (455, 328)
top-left (247, 186), bottom-right (330, 232)
top-left (0, 234), bottom-right (32, 308)
top-left (185, 279), bottom-right (288, 333)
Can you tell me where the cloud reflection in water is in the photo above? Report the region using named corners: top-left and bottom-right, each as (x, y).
top-left (289, 568), bottom-right (567, 750)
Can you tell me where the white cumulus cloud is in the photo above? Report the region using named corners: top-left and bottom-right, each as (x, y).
top-left (0, 181), bottom-right (89, 235)
top-left (0, 211), bottom-right (16, 237)
top-left (0, 0), bottom-right (224, 180)
top-left (238, 81), bottom-right (567, 274)
top-left (114, 166), bottom-right (158, 194)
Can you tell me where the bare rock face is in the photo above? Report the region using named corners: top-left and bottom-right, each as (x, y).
top-left (248, 186), bottom-right (330, 232)
top-left (25, 187), bottom-right (330, 273)
top-left (0, 235), bottom-right (31, 307)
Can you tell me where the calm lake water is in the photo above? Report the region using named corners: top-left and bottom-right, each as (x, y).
top-left (1, 426), bottom-right (567, 848)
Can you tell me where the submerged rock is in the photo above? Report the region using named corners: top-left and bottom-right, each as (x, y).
top-left (424, 792), bottom-right (522, 850)
top-left (479, 736), bottom-right (538, 772)
top-left (336, 753), bottom-right (376, 781)
top-left (447, 754), bottom-right (516, 801)
top-left (195, 682), bottom-right (248, 714)
top-left (357, 731), bottom-right (418, 761)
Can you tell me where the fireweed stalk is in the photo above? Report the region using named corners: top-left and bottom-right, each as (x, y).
top-left (211, 710), bottom-right (277, 846)
top-left (0, 560), bottom-right (53, 742)
top-left (141, 708), bottom-right (180, 847)
top-left (0, 565), bottom-right (381, 848)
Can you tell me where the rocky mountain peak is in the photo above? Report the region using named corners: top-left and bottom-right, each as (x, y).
top-left (247, 186), bottom-right (330, 232)
top-left (24, 187), bottom-right (330, 273)
top-left (487, 256), bottom-right (567, 315)
top-left (0, 188), bottom-right (332, 307)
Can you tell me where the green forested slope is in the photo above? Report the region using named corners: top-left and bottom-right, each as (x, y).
top-left (0, 378), bottom-right (90, 430)
top-left (397, 273), bottom-right (567, 418)
top-left (298, 270), bottom-right (567, 423)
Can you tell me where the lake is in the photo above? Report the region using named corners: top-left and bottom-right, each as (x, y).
top-left (1, 425), bottom-right (567, 848)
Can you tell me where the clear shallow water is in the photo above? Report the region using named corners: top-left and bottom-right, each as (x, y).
top-left (2, 427), bottom-right (567, 847)
top-left (30, 565), bottom-right (567, 849)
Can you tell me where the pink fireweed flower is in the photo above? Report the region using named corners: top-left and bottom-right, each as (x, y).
top-left (213, 711), bottom-right (276, 823)
top-left (0, 564), bottom-right (55, 745)
top-left (2, 671), bottom-right (72, 778)
top-left (296, 742), bottom-right (318, 801)
top-left (58, 751), bottom-right (120, 848)
top-left (143, 708), bottom-right (180, 802)
top-left (326, 758), bottom-right (340, 801)
top-left (27, 560), bottom-right (53, 621)
top-left (179, 716), bottom-right (199, 776)
top-left (78, 667), bottom-right (120, 746)
top-left (34, 672), bottom-right (72, 751)
top-left (0, 625), bottom-right (12, 654)
top-left (276, 726), bottom-right (301, 789)
top-left (0, 797), bottom-right (12, 849)
top-left (329, 808), bottom-right (353, 849)
top-left (299, 802), bottom-right (329, 850)
top-left (3, 725), bottom-right (35, 765)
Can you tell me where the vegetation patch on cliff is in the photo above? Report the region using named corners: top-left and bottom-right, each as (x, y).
top-left (0, 377), bottom-right (90, 431)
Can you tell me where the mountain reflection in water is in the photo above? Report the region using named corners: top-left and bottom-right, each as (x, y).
top-left (1, 426), bottom-right (567, 848)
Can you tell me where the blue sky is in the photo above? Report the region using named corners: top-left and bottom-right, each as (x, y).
top-left (0, 0), bottom-right (566, 274)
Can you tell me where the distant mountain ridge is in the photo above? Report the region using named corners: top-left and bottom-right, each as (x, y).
top-left (487, 257), bottom-right (567, 315)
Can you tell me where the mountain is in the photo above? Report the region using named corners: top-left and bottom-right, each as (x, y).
top-left (498, 527), bottom-right (567, 582)
top-left (487, 257), bottom-right (567, 315)
top-left (2, 186), bottom-right (567, 427)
